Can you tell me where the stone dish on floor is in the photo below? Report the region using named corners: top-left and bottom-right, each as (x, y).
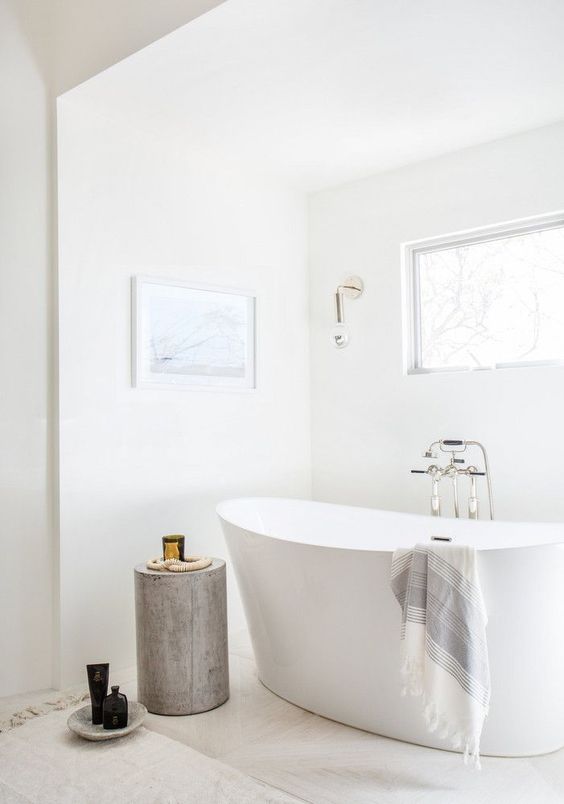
top-left (67, 702), bottom-right (147, 741)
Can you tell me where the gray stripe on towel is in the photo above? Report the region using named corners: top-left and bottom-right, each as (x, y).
top-left (390, 546), bottom-right (490, 709)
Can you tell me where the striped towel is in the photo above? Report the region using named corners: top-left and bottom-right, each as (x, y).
top-left (390, 544), bottom-right (490, 768)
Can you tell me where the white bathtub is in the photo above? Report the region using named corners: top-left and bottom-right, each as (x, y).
top-left (217, 496), bottom-right (564, 757)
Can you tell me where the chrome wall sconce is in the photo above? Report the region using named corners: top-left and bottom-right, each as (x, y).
top-left (331, 276), bottom-right (364, 348)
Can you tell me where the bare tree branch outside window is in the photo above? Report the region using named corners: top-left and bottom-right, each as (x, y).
top-left (417, 227), bottom-right (564, 368)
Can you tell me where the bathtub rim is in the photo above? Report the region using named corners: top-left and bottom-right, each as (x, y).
top-left (217, 495), bottom-right (564, 553)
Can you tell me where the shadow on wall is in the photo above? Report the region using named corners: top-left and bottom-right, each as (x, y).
top-left (58, 487), bottom-right (250, 687)
top-left (7, 0), bottom-right (53, 84)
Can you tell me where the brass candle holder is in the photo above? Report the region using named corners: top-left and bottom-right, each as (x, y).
top-left (162, 535), bottom-right (185, 561)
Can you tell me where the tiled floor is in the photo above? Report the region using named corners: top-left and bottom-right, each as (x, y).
top-left (2, 632), bottom-right (564, 804)
top-left (144, 631), bottom-right (564, 804)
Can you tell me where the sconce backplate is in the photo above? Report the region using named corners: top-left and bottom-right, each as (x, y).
top-left (341, 275), bottom-right (364, 298)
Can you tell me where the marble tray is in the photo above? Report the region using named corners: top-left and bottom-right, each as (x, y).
top-left (67, 702), bottom-right (147, 741)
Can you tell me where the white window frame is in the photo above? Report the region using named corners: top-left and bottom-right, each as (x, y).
top-left (402, 211), bottom-right (564, 375)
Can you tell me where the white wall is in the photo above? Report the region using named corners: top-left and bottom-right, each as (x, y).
top-left (309, 122), bottom-right (564, 523)
top-left (0, 0), bottom-right (53, 696)
top-left (57, 99), bottom-right (311, 687)
top-left (0, 0), bottom-right (228, 697)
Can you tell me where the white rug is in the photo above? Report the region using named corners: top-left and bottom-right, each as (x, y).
top-left (0, 702), bottom-right (298, 803)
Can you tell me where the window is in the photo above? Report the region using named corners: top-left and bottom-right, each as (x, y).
top-left (404, 214), bottom-right (564, 373)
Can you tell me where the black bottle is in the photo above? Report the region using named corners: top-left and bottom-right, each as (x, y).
top-left (102, 685), bottom-right (128, 730)
top-left (86, 663), bottom-right (109, 725)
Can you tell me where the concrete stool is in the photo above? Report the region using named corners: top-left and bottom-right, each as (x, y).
top-left (134, 560), bottom-right (229, 715)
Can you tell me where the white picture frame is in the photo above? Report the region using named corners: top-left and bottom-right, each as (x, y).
top-left (132, 275), bottom-right (256, 391)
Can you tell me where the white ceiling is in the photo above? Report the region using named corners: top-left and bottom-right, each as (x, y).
top-left (65, 0), bottom-right (564, 191)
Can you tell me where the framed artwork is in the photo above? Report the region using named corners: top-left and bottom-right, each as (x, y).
top-left (132, 276), bottom-right (256, 390)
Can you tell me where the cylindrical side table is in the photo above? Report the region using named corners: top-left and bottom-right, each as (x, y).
top-left (134, 560), bottom-right (229, 715)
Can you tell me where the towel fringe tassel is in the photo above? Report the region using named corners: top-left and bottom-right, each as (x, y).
top-left (400, 657), bottom-right (484, 770)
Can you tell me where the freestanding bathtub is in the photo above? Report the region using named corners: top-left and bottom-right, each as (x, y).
top-left (217, 496), bottom-right (564, 757)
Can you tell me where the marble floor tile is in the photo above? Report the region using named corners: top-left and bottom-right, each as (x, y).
top-left (229, 628), bottom-right (255, 661)
top-left (142, 636), bottom-right (564, 804)
top-left (144, 654), bottom-right (314, 759)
